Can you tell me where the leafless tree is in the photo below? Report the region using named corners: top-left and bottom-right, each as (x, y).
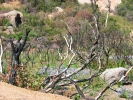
top-left (9, 29), bottom-right (30, 85)
top-left (0, 37), bottom-right (3, 73)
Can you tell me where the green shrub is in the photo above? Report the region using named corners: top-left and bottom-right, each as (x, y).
top-left (0, 0), bottom-right (4, 4)
top-left (5, 21), bottom-right (11, 27)
top-left (28, 0), bottom-right (61, 12)
top-left (0, 19), bottom-right (9, 26)
top-left (116, 4), bottom-right (127, 16)
top-left (128, 70), bottom-right (133, 81)
top-left (72, 94), bottom-right (81, 100)
top-left (116, 0), bottom-right (133, 22)
top-left (17, 65), bottom-right (44, 90)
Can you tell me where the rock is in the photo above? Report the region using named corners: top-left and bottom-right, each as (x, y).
top-left (3, 25), bottom-right (15, 34)
top-left (78, 0), bottom-right (122, 13)
top-left (100, 67), bottom-right (128, 84)
top-left (130, 30), bottom-right (133, 38)
top-left (55, 6), bottom-right (64, 13)
top-left (0, 10), bottom-right (23, 28)
top-left (50, 43), bottom-right (59, 50)
top-left (48, 7), bottom-right (64, 19)
top-left (78, 0), bottom-right (91, 4)
top-left (48, 14), bottom-right (54, 19)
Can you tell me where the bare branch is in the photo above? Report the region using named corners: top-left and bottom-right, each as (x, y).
top-left (71, 80), bottom-right (86, 99)
top-left (87, 19), bottom-right (97, 39)
top-left (119, 66), bottom-right (133, 82)
top-left (95, 66), bottom-right (133, 100)
top-left (105, 0), bottom-right (111, 28)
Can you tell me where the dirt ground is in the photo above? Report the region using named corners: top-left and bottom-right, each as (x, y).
top-left (1, 81), bottom-right (133, 100)
top-left (0, 81), bottom-right (71, 100)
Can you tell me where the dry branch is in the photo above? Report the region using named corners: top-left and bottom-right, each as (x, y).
top-left (95, 66), bottom-right (133, 100)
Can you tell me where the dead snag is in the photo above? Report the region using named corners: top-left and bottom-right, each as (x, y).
top-left (9, 29), bottom-right (30, 85)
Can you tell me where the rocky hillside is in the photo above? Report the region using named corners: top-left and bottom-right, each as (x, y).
top-left (0, 0), bottom-right (133, 100)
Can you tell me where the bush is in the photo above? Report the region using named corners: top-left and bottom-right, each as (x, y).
top-left (75, 9), bottom-right (93, 20)
top-left (125, 11), bottom-right (133, 21)
top-left (0, 0), bottom-right (4, 4)
top-left (28, 0), bottom-right (61, 12)
top-left (116, 4), bottom-right (127, 16)
top-left (116, 0), bottom-right (133, 22)
top-left (8, 63), bottom-right (44, 90)
top-left (0, 18), bottom-right (9, 26)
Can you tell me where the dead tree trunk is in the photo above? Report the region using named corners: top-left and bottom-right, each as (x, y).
top-left (9, 29), bottom-right (30, 85)
top-left (0, 37), bottom-right (3, 74)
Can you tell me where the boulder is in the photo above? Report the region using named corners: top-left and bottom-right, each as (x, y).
top-left (48, 13), bottom-right (55, 19)
top-left (78, 0), bottom-right (91, 4)
top-left (55, 6), bottom-right (64, 13)
top-left (78, 0), bottom-right (122, 13)
top-left (4, 26), bottom-right (14, 34)
top-left (100, 67), bottom-right (128, 84)
top-left (0, 10), bottom-right (23, 28)
top-left (48, 7), bottom-right (64, 19)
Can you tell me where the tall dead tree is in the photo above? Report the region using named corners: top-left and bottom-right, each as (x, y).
top-left (9, 29), bottom-right (30, 85)
top-left (0, 37), bottom-right (3, 74)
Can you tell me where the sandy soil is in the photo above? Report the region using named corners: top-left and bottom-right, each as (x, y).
top-left (0, 82), bottom-right (71, 100)
top-left (1, 81), bottom-right (128, 100)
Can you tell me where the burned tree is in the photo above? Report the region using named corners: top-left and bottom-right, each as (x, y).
top-left (15, 13), bottom-right (22, 28)
top-left (9, 29), bottom-right (30, 85)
